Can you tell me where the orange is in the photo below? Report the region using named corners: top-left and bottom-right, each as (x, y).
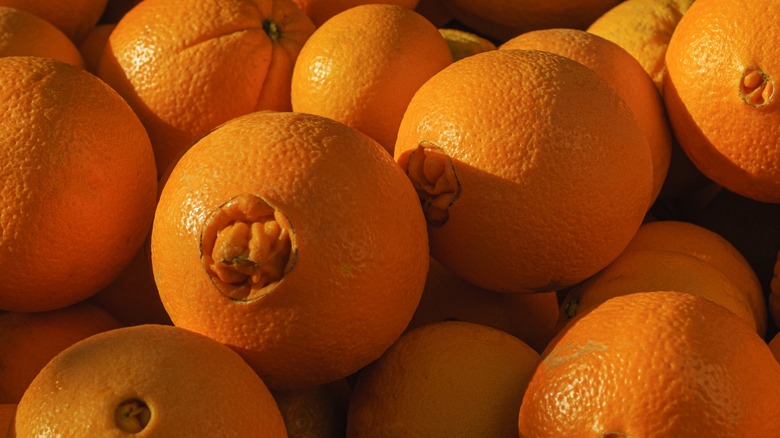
top-left (664, 0), bottom-right (780, 203)
top-left (151, 111), bottom-right (429, 390)
top-left (623, 219), bottom-right (767, 333)
top-left (770, 330), bottom-right (780, 364)
top-left (0, 6), bottom-right (85, 67)
top-left (347, 320), bottom-right (541, 437)
top-left (439, 27), bottom-right (496, 61)
top-left (14, 324), bottom-right (287, 437)
top-left (587, 0), bottom-right (696, 91)
top-left (501, 28), bottom-right (672, 203)
top-left (88, 236), bottom-right (171, 326)
top-left (558, 249), bottom-right (763, 335)
top-left (77, 22), bottom-right (113, 74)
top-left (0, 302), bottom-right (123, 403)
top-left (435, 0), bottom-right (623, 42)
top-left (291, 0), bottom-right (419, 27)
top-left (394, 49), bottom-right (653, 293)
top-left (407, 257), bottom-right (558, 353)
top-left (0, 404), bottom-right (14, 438)
top-left (0, 0), bottom-right (108, 44)
top-left (0, 56), bottom-right (157, 312)
top-left (290, 4), bottom-right (452, 154)
top-left (98, 0), bottom-right (316, 177)
top-left (271, 379), bottom-right (351, 438)
top-left (519, 291), bottom-right (780, 436)
top-left (414, 0), bottom-right (453, 27)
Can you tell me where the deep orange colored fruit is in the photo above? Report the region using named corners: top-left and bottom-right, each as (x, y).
top-left (414, 0), bottom-right (453, 27)
top-left (394, 49), bottom-right (653, 293)
top-left (291, 4), bottom-right (452, 154)
top-left (407, 257), bottom-right (558, 353)
top-left (0, 0), bottom-right (108, 43)
top-left (292, 0), bottom-right (419, 27)
top-left (77, 22), bottom-right (113, 74)
top-left (435, 0), bottom-right (623, 42)
top-left (98, 0), bottom-right (316, 177)
top-left (770, 330), bottom-right (780, 364)
top-left (152, 111), bottom-right (429, 390)
top-left (14, 324), bottom-right (287, 437)
top-left (519, 291), bottom-right (780, 436)
top-left (501, 28), bottom-right (672, 203)
top-left (0, 56), bottom-right (157, 312)
top-left (0, 302), bottom-right (122, 403)
top-left (347, 321), bottom-right (540, 437)
top-left (271, 379), bottom-right (351, 438)
top-left (587, 0), bottom-right (696, 91)
top-left (664, 0), bottom-right (780, 203)
top-left (0, 6), bottom-right (85, 67)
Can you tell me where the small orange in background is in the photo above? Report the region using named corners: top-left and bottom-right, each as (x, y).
top-left (98, 0), bottom-right (316, 177)
top-left (501, 28), bottom-right (672, 204)
top-left (439, 27), bottom-right (496, 61)
top-left (0, 0), bottom-right (107, 43)
top-left (151, 111), bottom-right (429, 390)
top-left (394, 49), bottom-right (653, 294)
top-left (14, 324), bottom-right (287, 437)
top-left (271, 379), bottom-right (352, 438)
top-left (519, 291), bottom-right (780, 436)
top-left (0, 56), bottom-right (158, 313)
top-left (347, 321), bottom-right (541, 437)
top-left (291, 0), bottom-right (419, 27)
top-left (77, 22), bottom-right (113, 74)
top-left (407, 257), bottom-right (558, 353)
top-left (664, 0), bottom-right (780, 203)
top-left (0, 6), bottom-right (85, 67)
top-left (0, 302), bottom-right (123, 404)
top-left (291, 4), bottom-right (452, 154)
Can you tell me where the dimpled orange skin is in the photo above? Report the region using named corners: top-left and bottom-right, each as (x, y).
top-left (0, 6), bottom-right (85, 68)
top-left (663, 0), bottom-right (780, 203)
top-left (152, 111), bottom-right (429, 390)
top-left (519, 291), bottom-right (780, 436)
top-left (14, 324), bottom-right (287, 437)
top-left (98, 0), bottom-right (315, 177)
top-left (394, 49), bottom-right (653, 294)
top-left (0, 0), bottom-right (107, 43)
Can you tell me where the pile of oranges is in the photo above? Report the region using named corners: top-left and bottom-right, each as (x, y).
top-left (1, 0), bottom-right (779, 436)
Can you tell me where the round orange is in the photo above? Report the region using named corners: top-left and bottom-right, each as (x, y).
top-left (151, 111), bottom-right (429, 390)
top-left (0, 56), bottom-right (157, 312)
top-left (291, 4), bottom-right (452, 154)
top-left (394, 48), bottom-right (653, 293)
top-left (0, 302), bottom-right (123, 403)
top-left (519, 291), bottom-right (780, 436)
top-left (98, 0), bottom-right (316, 177)
top-left (77, 22), bottom-right (113, 74)
top-left (14, 324), bottom-right (287, 437)
top-left (501, 27), bottom-right (672, 203)
top-left (0, 6), bottom-right (85, 67)
top-left (347, 320), bottom-right (540, 437)
top-left (291, 0), bottom-right (418, 27)
top-left (0, 0), bottom-right (108, 43)
top-left (664, 0), bottom-right (780, 203)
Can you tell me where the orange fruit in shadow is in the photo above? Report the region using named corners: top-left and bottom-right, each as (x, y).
top-left (271, 379), bottom-right (351, 438)
top-left (347, 321), bottom-right (540, 437)
top-left (98, 0), bottom-right (316, 177)
top-left (88, 235), bottom-right (171, 326)
top-left (587, 0), bottom-right (695, 91)
top-left (0, 0), bottom-right (107, 43)
top-left (772, 251), bottom-right (780, 334)
top-left (770, 330), bottom-right (780, 364)
top-left (439, 28), bottom-right (496, 61)
top-left (0, 6), bottom-right (85, 67)
top-left (291, 4), bottom-right (451, 154)
top-left (394, 49), bottom-right (653, 294)
top-left (0, 404), bottom-right (15, 437)
top-left (14, 324), bottom-right (287, 437)
top-left (435, 0), bottom-right (623, 42)
top-left (623, 219), bottom-right (767, 334)
top-left (414, 0), bottom-right (453, 28)
top-left (99, 0), bottom-right (142, 24)
top-left (519, 291), bottom-right (780, 436)
top-left (407, 257), bottom-right (558, 353)
top-left (77, 22), bottom-right (113, 74)
top-left (151, 111), bottom-right (429, 390)
top-left (0, 302), bottom-right (123, 403)
top-left (664, 0), bottom-right (780, 203)
top-left (558, 249), bottom-right (763, 336)
top-left (501, 28), bottom-right (672, 203)
top-left (0, 56), bottom-right (157, 312)
top-left (292, 0), bottom-right (419, 27)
